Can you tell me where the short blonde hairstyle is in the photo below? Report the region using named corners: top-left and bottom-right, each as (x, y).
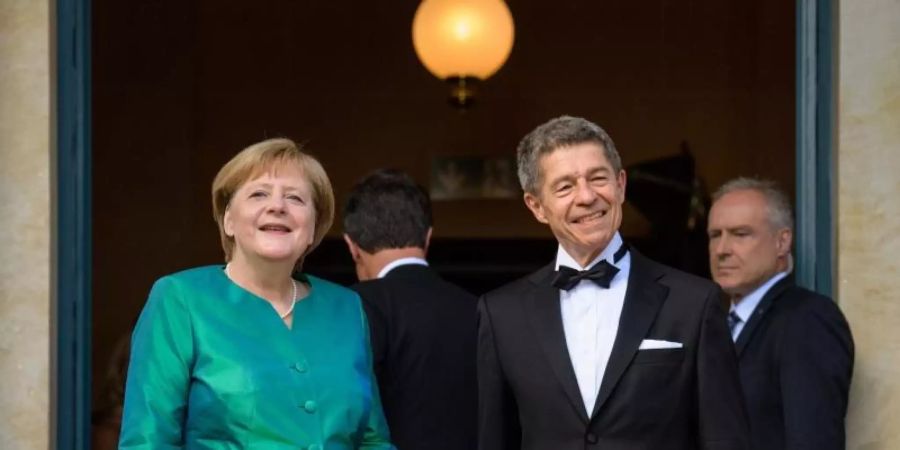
top-left (211, 138), bottom-right (335, 266)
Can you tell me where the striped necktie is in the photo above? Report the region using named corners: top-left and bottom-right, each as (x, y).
top-left (727, 311), bottom-right (743, 339)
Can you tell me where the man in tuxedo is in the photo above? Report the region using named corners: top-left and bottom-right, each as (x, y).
top-left (477, 116), bottom-right (750, 450)
top-left (708, 177), bottom-right (854, 450)
top-left (343, 169), bottom-right (478, 450)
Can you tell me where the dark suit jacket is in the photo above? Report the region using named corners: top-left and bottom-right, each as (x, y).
top-left (352, 264), bottom-right (478, 450)
top-left (477, 250), bottom-right (751, 450)
top-left (733, 277), bottom-right (854, 450)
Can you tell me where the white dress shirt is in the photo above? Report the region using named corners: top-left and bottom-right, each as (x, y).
top-left (556, 232), bottom-right (630, 416)
top-left (377, 257), bottom-right (429, 279)
top-left (729, 271), bottom-right (788, 341)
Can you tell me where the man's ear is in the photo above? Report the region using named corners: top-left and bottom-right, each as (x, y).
top-left (424, 227), bottom-right (433, 255)
top-left (775, 228), bottom-right (793, 257)
top-left (616, 169), bottom-right (627, 204)
top-left (343, 234), bottom-right (362, 262)
top-left (524, 192), bottom-right (549, 224)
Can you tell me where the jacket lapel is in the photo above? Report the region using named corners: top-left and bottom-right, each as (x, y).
top-left (734, 276), bottom-right (792, 356)
top-left (525, 263), bottom-right (590, 423)
top-left (590, 251), bottom-right (668, 419)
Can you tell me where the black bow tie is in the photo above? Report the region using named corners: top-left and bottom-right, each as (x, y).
top-left (551, 242), bottom-right (628, 291)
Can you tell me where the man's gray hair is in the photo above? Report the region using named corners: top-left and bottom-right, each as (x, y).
top-left (713, 177), bottom-right (794, 232)
top-left (516, 115), bottom-right (623, 194)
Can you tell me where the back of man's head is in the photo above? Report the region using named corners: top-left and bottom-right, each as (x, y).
top-left (343, 169), bottom-right (433, 253)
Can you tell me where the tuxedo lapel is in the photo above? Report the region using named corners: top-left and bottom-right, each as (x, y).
top-left (590, 252), bottom-right (668, 419)
top-left (525, 263), bottom-right (590, 423)
top-left (734, 276), bottom-right (792, 356)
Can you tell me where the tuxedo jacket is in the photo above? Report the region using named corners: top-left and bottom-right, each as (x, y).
top-left (477, 250), bottom-right (750, 450)
top-left (352, 264), bottom-right (478, 450)
top-left (733, 277), bottom-right (854, 450)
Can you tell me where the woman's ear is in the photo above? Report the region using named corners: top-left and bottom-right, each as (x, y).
top-left (223, 207), bottom-right (234, 237)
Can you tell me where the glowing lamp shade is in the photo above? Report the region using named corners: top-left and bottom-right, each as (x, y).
top-left (412, 0), bottom-right (515, 80)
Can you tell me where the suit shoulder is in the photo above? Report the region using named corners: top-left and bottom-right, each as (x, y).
top-left (151, 265), bottom-right (224, 295)
top-left (436, 277), bottom-right (478, 302)
top-left (648, 259), bottom-right (719, 296)
top-left (776, 285), bottom-right (849, 325)
top-left (163, 265), bottom-right (223, 283)
top-left (349, 278), bottom-right (397, 312)
top-left (141, 266), bottom-right (229, 315)
top-left (352, 274), bottom-right (476, 306)
top-left (770, 285), bottom-right (854, 360)
top-left (484, 271), bottom-right (536, 296)
top-left (778, 284), bottom-right (832, 304)
top-left (482, 265), bottom-right (550, 305)
top-left (349, 278), bottom-right (383, 298)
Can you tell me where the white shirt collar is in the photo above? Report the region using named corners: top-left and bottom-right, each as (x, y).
top-left (555, 232), bottom-right (625, 271)
top-left (555, 231), bottom-right (629, 416)
top-left (731, 271), bottom-right (789, 322)
top-left (377, 257), bottom-right (429, 279)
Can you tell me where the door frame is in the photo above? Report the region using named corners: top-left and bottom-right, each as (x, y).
top-left (795, 0), bottom-right (836, 296)
top-left (54, 0), bottom-right (836, 447)
top-left (56, 0), bottom-right (92, 448)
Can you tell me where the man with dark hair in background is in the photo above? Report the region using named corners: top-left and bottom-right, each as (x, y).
top-left (343, 169), bottom-right (477, 450)
top-left (708, 177), bottom-right (854, 450)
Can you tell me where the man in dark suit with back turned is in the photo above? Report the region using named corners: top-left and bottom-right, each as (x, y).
top-left (477, 116), bottom-right (750, 450)
top-left (343, 169), bottom-right (478, 450)
top-left (707, 177), bottom-right (854, 450)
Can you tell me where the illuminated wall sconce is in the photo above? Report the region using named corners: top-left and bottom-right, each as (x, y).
top-left (412, 0), bottom-right (515, 107)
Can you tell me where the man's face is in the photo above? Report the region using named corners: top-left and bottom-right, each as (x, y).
top-left (707, 189), bottom-right (792, 299)
top-left (524, 142), bottom-right (626, 266)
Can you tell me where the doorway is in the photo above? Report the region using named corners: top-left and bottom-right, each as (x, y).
top-left (57, 1), bottom-right (834, 448)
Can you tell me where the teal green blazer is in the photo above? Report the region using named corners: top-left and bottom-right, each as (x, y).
top-left (119, 266), bottom-right (394, 449)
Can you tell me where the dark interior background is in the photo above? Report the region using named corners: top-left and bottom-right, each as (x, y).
top-left (91, 0), bottom-right (794, 409)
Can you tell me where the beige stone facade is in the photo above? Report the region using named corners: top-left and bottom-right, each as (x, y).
top-left (839, 1), bottom-right (900, 449)
top-left (0, 0), bottom-right (52, 448)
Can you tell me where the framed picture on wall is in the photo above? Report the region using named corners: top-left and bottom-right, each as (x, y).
top-left (430, 156), bottom-right (519, 200)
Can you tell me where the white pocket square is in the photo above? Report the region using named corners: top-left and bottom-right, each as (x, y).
top-left (638, 339), bottom-right (683, 350)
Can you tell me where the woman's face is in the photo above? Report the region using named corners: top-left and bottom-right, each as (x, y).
top-left (224, 164), bottom-right (316, 265)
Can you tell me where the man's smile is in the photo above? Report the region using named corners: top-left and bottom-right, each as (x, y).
top-left (571, 209), bottom-right (607, 224)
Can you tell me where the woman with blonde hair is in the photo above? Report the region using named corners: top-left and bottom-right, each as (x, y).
top-left (119, 138), bottom-right (393, 449)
